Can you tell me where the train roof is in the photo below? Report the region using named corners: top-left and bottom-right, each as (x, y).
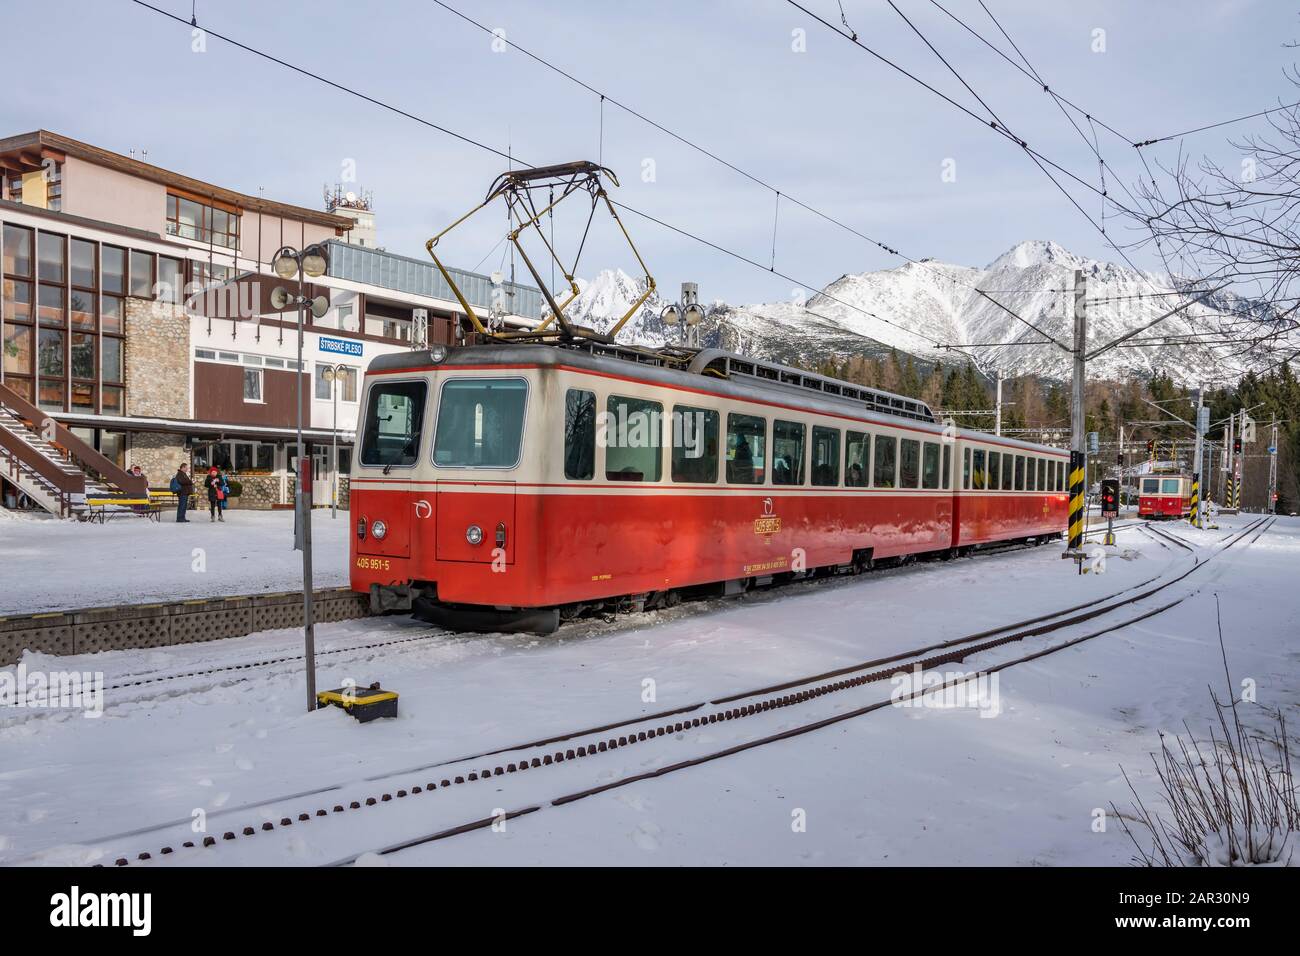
top-left (367, 342), bottom-right (1068, 456)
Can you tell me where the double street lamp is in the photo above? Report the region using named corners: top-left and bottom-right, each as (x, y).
top-left (270, 243), bottom-right (329, 713)
top-left (319, 363), bottom-right (348, 520)
top-left (661, 281), bottom-right (707, 348)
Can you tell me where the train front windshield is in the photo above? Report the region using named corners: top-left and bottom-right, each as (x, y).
top-left (432, 378), bottom-right (528, 468)
top-left (359, 380), bottom-right (428, 469)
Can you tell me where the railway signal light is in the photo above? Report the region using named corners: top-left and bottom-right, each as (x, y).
top-left (1100, 479), bottom-right (1119, 518)
top-left (1233, 436), bottom-right (1243, 455)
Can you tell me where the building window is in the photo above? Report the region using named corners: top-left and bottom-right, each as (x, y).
top-left (101, 246), bottom-right (126, 295)
top-left (243, 367), bottom-right (262, 402)
top-left (129, 251), bottom-right (154, 298)
top-left (2, 224), bottom-right (33, 276)
top-left (166, 194), bottom-right (239, 249)
top-left (71, 239), bottom-right (96, 289)
top-left (102, 336), bottom-right (123, 383)
top-left (3, 322), bottom-right (32, 376)
top-left (37, 232), bottom-right (64, 283)
top-left (157, 257), bottom-right (182, 304)
top-left (315, 364), bottom-right (357, 401)
top-left (2, 278), bottom-right (31, 323)
top-left (44, 162), bottom-right (62, 211)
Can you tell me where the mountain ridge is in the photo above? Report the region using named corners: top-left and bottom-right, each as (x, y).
top-left (560, 240), bottom-right (1267, 385)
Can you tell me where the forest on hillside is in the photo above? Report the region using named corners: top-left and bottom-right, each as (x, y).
top-left (813, 350), bottom-right (1299, 513)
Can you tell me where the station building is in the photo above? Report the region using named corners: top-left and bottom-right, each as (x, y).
top-left (0, 130), bottom-right (542, 512)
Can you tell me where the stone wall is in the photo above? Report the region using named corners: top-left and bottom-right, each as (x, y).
top-left (124, 297), bottom-right (189, 419)
top-left (129, 430), bottom-right (188, 488)
top-left (122, 297), bottom-right (191, 487)
top-left (229, 474), bottom-right (283, 509)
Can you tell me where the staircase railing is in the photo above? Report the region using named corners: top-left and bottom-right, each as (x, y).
top-left (0, 382), bottom-right (146, 498)
top-left (0, 426), bottom-right (82, 517)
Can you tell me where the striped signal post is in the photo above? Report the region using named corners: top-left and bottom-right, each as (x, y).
top-left (1068, 450), bottom-right (1086, 551)
top-left (1189, 472), bottom-right (1200, 527)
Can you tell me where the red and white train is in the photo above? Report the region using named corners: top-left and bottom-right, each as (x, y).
top-left (1137, 473), bottom-right (1194, 519)
top-left (349, 343), bottom-right (1070, 632)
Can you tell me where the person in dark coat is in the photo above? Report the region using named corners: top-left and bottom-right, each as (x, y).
top-left (171, 463), bottom-right (194, 523)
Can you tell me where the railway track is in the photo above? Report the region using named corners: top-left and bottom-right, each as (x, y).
top-left (75, 516), bottom-right (1269, 868)
top-left (19, 522), bottom-right (1143, 712)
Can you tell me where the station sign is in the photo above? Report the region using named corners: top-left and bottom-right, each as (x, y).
top-left (320, 336), bottom-right (363, 357)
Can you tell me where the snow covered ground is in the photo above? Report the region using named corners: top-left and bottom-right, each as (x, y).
top-left (0, 509), bottom-right (350, 615)
top-left (0, 514), bottom-right (1295, 866)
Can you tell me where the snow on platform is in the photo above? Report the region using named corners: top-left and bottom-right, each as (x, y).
top-left (0, 515), bottom-right (1296, 866)
top-left (0, 509), bottom-right (349, 615)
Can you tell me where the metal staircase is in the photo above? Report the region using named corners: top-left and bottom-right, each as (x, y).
top-left (0, 382), bottom-right (146, 518)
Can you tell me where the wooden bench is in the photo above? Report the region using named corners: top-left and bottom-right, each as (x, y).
top-left (84, 496), bottom-right (163, 523)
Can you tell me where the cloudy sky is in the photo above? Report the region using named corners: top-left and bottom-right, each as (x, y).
top-left (4, 0), bottom-right (1297, 305)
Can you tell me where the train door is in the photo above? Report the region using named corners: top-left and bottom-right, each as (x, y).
top-left (432, 377), bottom-right (526, 565)
top-left (354, 378), bottom-right (430, 560)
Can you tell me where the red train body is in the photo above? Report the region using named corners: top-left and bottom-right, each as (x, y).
top-left (1137, 474), bottom-right (1193, 519)
top-left (349, 344), bottom-right (1069, 630)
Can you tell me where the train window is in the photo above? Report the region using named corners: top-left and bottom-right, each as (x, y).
top-left (963, 447), bottom-right (971, 489)
top-left (972, 449), bottom-right (986, 490)
top-left (987, 451), bottom-right (1001, 491)
top-left (899, 438), bottom-right (920, 488)
top-left (1037, 458), bottom-right (1047, 490)
top-left (1015, 455), bottom-right (1025, 490)
top-left (434, 378), bottom-right (528, 468)
top-left (1026, 457), bottom-right (1037, 491)
top-left (671, 406), bottom-right (719, 483)
top-left (726, 414), bottom-right (766, 484)
top-left (811, 426), bottom-right (840, 486)
top-left (1161, 478), bottom-right (1180, 494)
top-left (359, 379), bottom-right (427, 469)
top-left (922, 442), bottom-right (940, 489)
top-left (942, 444), bottom-right (951, 490)
top-left (845, 431), bottom-right (869, 487)
top-left (873, 435), bottom-right (897, 488)
top-left (1057, 462), bottom-right (1065, 491)
top-left (772, 420), bottom-right (806, 485)
top-left (1142, 478), bottom-right (1160, 494)
top-left (605, 395), bottom-right (663, 482)
top-left (1045, 460), bottom-right (1054, 491)
top-left (1001, 453), bottom-right (1013, 490)
top-left (564, 389), bottom-right (596, 480)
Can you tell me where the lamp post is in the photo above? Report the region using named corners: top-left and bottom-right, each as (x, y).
top-left (270, 243), bottom-right (330, 713)
top-left (321, 363), bottom-right (344, 519)
top-left (660, 281), bottom-right (706, 348)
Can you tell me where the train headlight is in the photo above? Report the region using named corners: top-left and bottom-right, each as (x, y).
top-left (466, 524), bottom-right (483, 546)
top-left (429, 344), bottom-right (448, 364)
top-left (371, 520), bottom-right (388, 540)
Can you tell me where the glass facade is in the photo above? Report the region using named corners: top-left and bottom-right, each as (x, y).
top-left (1, 223), bottom-right (135, 414)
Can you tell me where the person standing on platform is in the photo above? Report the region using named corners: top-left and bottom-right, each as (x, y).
top-left (171, 463), bottom-right (194, 523)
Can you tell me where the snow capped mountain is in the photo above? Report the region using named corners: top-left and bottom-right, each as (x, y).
top-left (563, 243), bottom-right (1273, 385)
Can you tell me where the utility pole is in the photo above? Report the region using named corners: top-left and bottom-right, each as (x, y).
top-left (994, 371), bottom-right (1003, 436)
top-left (1235, 408), bottom-right (1246, 509)
top-left (1268, 415), bottom-right (1279, 514)
top-left (1224, 412), bottom-right (1234, 508)
top-left (1191, 388), bottom-right (1204, 527)
top-left (1066, 269), bottom-right (1087, 553)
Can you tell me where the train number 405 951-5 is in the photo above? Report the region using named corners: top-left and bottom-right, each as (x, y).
top-left (356, 557), bottom-right (391, 571)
